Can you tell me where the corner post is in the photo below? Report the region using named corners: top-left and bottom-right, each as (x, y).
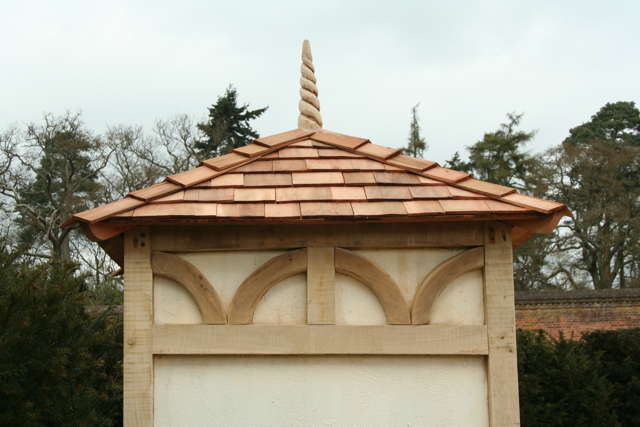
top-left (483, 222), bottom-right (520, 426)
top-left (124, 228), bottom-right (153, 426)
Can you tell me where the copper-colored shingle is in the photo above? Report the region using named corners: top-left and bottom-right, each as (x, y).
top-left (409, 186), bottom-right (451, 199)
top-left (456, 178), bottom-right (515, 197)
top-left (278, 147), bottom-right (319, 158)
top-left (310, 141), bottom-right (332, 148)
top-left (133, 203), bottom-right (217, 217)
top-left (485, 199), bottom-right (530, 213)
top-left (272, 159), bottom-right (308, 172)
top-left (73, 196), bottom-right (145, 223)
top-left (235, 160), bottom-right (274, 173)
top-left (289, 140), bottom-right (313, 147)
top-left (234, 188), bottom-right (276, 202)
top-left (364, 186), bottom-right (412, 200)
top-left (387, 154), bottom-right (436, 171)
top-left (209, 174), bottom-right (244, 187)
top-left (330, 187), bottom-right (367, 200)
top-left (202, 152), bottom-right (247, 171)
top-left (501, 193), bottom-right (564, 213)
top-left (256, 129), bottom-right (314, 147)
top-left (305, 158), bottom-right (385, 171)
top-left (129, 181), bottom-right (181, 201)
top-left (292, 172), bottom-right (344, 185)
top-left (423, 166), bottom-right (470, 184)
top-left (167, 166), bottom-right (218, 187)
top-left (265, 203), bottom-right (301, 218)
top-left (153, 192), bottom-right (185, 203)
top-left (244, 173), bottom-right (293, 187)
top-left (343, 171), bottom-right (376, 184)
top-left (233, 143), bottom-right (270, 158)
top-left (351, 201), bottom-right (407, 216)
top-left (373, 172), bottom-right (421, 185)
top-left (300, 202), bottom-right (353, 216)
top-left (276, 187), bottom-right (332, 202)
top-left (217, 203), bottom-right (265, 217)
top-left (183, 189), bottom-right (200, 201)
top-left (311, 130), bottom-right (369, 149)
top-left (198, 188), bottom-right (235, 202)
top-left (438, 200), bottom-right (490, 214)
top-left (449, 187), bottom-right (487, 199)
top-left (317, 149), bottom-right (363, 158)
top-left (356, 143), bottom-right (401, 160)
top-left (418, 176), bottom-right (442, 185)
top-left (404, 200), bottom-right (445, 215)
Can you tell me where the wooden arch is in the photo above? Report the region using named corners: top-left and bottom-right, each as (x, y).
top-left (411, 247), bottom-right (484, 324)
top-left (228, 248), bottom-right (308, 324)
top-left (227, 247), bottom-right (411, 325)
top-left (151, 252), bottom-right (226, 324)
top-left (334, 248), bottom-right (410, 324)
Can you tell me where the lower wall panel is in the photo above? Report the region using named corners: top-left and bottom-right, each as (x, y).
top-left (154, 355), bottom-right (489, 427)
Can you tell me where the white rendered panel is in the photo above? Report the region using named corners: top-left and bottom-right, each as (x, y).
top-left (254, 274), bottom-right (306, 324)
top-left (430, 270), bottom-right (485, 325)
top-left (154, 277), bottom-right (202, 324)
top-left (335, 273), bottom-right (386, 325)
top-left (155, 355), bottom-right (489, 427)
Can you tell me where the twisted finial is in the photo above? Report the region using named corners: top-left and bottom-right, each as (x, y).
top-left (298, 40), bottom-right (323, 130)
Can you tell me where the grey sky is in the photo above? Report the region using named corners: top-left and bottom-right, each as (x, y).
top-left (3, 0), bottom-right (639, 163)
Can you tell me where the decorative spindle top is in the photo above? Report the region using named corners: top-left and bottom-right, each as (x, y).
top-left (298, 40), bottom-right (323, 130)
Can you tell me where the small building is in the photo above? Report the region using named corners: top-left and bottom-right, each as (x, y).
top-left (69, 41), bottom-right (569, 427)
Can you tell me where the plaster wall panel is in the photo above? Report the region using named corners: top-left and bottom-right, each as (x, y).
top-left (430, 270), bottom-right (485, 325)
top-left (154, 277), bottom-right (202, 324)
top-left (154, 355), bottom-right (489, 427)
top-left (253, 274), bottom-right (306, 324)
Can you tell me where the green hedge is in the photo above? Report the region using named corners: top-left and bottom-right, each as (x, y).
top-left (518, 328), bottom-right (640, 427)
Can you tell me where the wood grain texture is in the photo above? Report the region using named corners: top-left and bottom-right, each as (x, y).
top-left (334, 248), bottom-right (410, 324)
top-left (228, 249), bottom-right (308, 324)
top-left (151, 252), bottom-right (226, 324)
top-left (151, 223), bottom-right (485, 252)
top-left (123, 229), bottom-right (153, 427)
top-left (152, 324), bottom-right (488, 355)
top-left (306, 247), bottom-right (335, 324)
top-left (411, 247), bottom-right (485, 324)
top-left (484, 222), bottom-right (520, 426)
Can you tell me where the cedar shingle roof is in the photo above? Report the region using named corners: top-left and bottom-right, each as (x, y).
top-left (68, 128), bottom-right (569, 234)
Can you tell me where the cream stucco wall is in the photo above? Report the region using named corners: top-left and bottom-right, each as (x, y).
top-left (155, 355), bottom-right (489, 427)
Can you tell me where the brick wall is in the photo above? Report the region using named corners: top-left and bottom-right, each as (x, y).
top-left (515, 288), bottom-right (640, 339)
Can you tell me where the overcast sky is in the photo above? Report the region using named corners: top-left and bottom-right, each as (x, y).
top-left (2, 1), bottom-right (639, 163)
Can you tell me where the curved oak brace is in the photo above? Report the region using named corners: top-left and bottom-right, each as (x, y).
top-left (228, 248), bottom-right (308, 324)
top-left (151, 252), bottom-right (227, 324)
top-left (411, 247), bottom-right (484, 324)
top-left (334, 248), bottom-right (411, 324)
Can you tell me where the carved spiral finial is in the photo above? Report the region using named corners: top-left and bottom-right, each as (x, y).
top-left (298, 40), bottom-right (323, 130)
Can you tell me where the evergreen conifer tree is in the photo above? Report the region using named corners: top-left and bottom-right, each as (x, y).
top-left (196, 85), bottom-right (268, 158)
top-left (403, 103), bottom-right (427, 158)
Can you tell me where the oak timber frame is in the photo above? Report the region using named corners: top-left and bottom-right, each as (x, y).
top-left (123, 221), bottom-right (520, 427)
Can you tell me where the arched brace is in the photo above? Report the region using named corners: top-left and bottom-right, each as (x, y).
top-left (411, 247), bottom-right (484, 324)
top-left (334, 248), bottom-right (411, 324)
top-left (151, 252), bottom-right (227, 324)
top-left (228, 248), bottom-right (307, 324)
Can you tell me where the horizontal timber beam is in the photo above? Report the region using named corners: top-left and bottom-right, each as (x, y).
top-left (152, 324), bottom-right (488, 356)
top-left (151, 222), bottom-right (484, 251)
